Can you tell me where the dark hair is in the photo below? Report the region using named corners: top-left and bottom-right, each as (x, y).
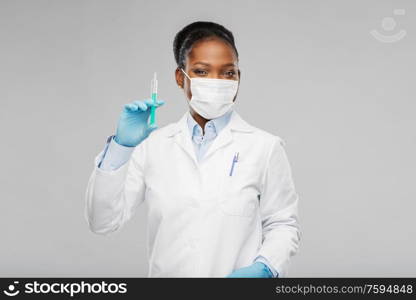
top-left (173, 21), bottom-right (239, 69)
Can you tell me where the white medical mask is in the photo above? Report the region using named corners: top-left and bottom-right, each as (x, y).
top-left (181, 68), bottom-right (238, 119)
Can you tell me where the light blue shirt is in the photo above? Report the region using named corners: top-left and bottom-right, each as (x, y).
top-left (98, 109), bottom-right (278, 277)
top-left (186, 109), bottom-right (233, 162)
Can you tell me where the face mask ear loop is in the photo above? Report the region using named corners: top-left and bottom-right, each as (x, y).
top-left (180, 68), bottom-right (192, 80)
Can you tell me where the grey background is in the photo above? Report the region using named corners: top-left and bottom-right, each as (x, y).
top-left (0, 0), bottom-right (415, 277)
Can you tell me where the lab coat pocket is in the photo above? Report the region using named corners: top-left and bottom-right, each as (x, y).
top-left (219, 162), bottom-right (260, 218)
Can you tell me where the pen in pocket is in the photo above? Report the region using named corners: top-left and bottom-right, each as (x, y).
top-left (229, 152), bottom-right (239, 176)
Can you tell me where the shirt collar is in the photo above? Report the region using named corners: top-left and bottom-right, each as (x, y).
top-left (187, 108), bottom-right (233, 138)
top-left (165, 109), bottom-right (254, 138)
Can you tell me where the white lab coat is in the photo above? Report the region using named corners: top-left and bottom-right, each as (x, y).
top-left (85, 110), bottom-right (301, 277)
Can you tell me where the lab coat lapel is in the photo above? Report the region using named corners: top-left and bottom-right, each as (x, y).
top-left (170, 111), bottom-right (199, 167)
top-left (167, 110), bottom-right (254, 165)
top-left (203, 125), bottom-right (232, 161)
top-left (203, 110), bottom-right (253, 160)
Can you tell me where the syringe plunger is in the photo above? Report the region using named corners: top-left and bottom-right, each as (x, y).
top-left (151, 72), bottom-right (158, 94)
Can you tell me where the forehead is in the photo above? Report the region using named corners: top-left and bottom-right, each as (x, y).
top-left (186, 38), bottom-right (238, 66)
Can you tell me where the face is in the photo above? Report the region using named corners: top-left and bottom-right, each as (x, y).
top-left (175, 38), bottom-right (240, 102)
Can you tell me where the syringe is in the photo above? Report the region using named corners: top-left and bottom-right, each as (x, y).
top-left (150, 72), bottom-right (158, 126)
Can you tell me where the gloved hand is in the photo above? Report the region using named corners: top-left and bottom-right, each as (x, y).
top-left (114, 99), bottom-right (165, 147)
top-left (226, 262), bottom-right (274, 278)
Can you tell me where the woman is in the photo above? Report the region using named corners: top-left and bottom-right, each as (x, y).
top-left (85, 21), bottom-right (301, 278)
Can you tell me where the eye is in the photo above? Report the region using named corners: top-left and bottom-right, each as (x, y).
top-left (224, 70), bottom-right (236, 78)
top-left (192, 69), bottom-right (208, 76)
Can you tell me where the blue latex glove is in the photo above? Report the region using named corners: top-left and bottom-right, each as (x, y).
top-left (114, 99), bottom-right (165, 147)
top-left (226, 262), bottom-right (274, 278)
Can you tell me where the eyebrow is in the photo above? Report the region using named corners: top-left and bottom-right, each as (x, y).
top-left (193, 61), bottom-right (210, 66)
top-left (192, 62), bottom-right (237, 67)
top-left (221, 63), bottom-right (237, 67)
